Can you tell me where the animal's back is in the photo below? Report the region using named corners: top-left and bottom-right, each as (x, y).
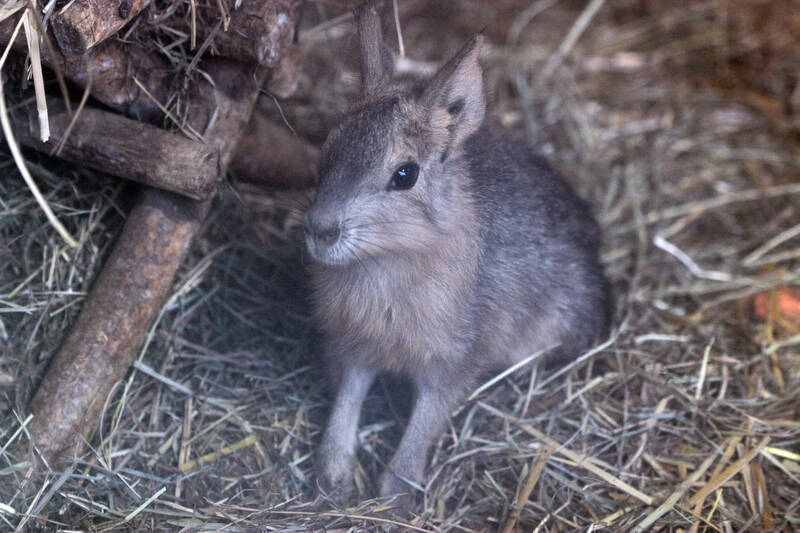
top-left (464, 127), bottom-right (610, 368)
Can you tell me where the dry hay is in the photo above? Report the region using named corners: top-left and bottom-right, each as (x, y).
top-left (2, 0), bottom-right (800, 531)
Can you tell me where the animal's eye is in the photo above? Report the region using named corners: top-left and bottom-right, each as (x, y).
top-left (389, 162), bottom-right (419, 190)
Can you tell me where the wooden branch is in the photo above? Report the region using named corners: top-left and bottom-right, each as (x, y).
top-left (44, 0), bottom-right (299, 65)
top-left (198, 0), bottom-right (299, 67)
top-left (0, 4), bottom-right (303, 127)
top-left (265, 44), bottom-right (304, 99)
top-left (51, 0), bottom-right (152, 54)
top-left (26, 58), bottom-right (266, 466)
top-left (0, 15), bottom-right (171, 119)
top-left (27, 190), bottom-right (210, 463)
top-left (229, 104), bottom-right (319, 188)
top-left (13, 99), bottom-right (218, 200)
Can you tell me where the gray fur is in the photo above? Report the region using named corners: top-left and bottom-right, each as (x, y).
top-left (305, 6), bottom-right (610, 507)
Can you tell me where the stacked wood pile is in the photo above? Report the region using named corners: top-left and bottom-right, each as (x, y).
top-left (0, 0), bottom-right (312, 468)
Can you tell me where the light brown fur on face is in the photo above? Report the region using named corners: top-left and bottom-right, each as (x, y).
top-left (311, 201), bottom-right (479, 374)
top-left (309, 94), bottom-right (482, 374)
top-left (306, 4), bottom-right (610, 510)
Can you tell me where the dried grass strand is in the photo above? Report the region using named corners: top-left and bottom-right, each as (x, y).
top-left (21, 8), bottom-right (47, 141)
top-left (0, 14), bottom-right (77, 248)
top-left (480, 402), bottom-right (655, 505)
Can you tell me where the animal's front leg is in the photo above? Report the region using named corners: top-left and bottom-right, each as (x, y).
top-left (379, 373), bottom-right (470, 505)
top-left (316, 356), bottom-right (376, 493)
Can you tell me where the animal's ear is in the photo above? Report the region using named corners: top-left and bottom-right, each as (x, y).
top-left (357, 4), bottom-right (393, 98)
top-left (420, 35), bottom-right (485, 151)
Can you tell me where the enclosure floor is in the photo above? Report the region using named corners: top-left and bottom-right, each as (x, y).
top-left (2, 1), bottom-right (799, 531)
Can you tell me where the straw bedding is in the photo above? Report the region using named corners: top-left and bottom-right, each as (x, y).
top-left (1, 0), bottom-right (799, 530)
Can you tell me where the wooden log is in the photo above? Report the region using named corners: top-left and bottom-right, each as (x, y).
top-left (228, 45), bottom-right (319, 189)
top-left (265, 44), bottom-right (304, 99)
top-left (51, 0), bottom-right (152, 54)
top-left (0, 15), bottom-right (170, 120)
top-left (26, 58), bottom-right (266, 465)
top-left (27, 190), bottom-right (210, 463)
top-left (229, 103), bottom-right (319, 188)
top-left (13, 99), bottom-right (218, 200)
top-left (45, 0), bottom-right (299, 66)
top-left (197, 0), bottom-right (299, 67)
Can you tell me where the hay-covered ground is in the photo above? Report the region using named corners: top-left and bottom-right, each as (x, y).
top-left (2, 1), bottom-right (800, 531)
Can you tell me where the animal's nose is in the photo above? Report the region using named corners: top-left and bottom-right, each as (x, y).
top-left (316, 224), bottom-right (341, 245)
top-left (304, 213), bottom-right (341, 246)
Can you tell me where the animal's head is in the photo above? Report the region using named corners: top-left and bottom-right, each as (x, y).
top-left (304, 4), bottom-right (485, 266)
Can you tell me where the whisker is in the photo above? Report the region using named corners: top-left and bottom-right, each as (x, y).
top-left (345, 238), bottom-right (374, 275)
top-left (348, 219), bottom-right (431, 231)
top-left (351, 228), bottom-right (432, 248)
top-left (348, 235), bottom-right (414, 264)
top-left (347, 235), bottom-right (398, 259)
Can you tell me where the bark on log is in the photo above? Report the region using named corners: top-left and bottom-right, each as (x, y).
top-left (265, 45), bottom-right (304, 99)
top-left (196, 0), bottom-right (299, 67)
top-left (51, 0), bottom-right (152, 54)
top-left (26, 58), bottom-right (266, 465)
top-left (13, 99), bottom-right (218, 200)
top-left (230, 103), bottom-right (319, 188)
top-left (46, 0), bottom-right (299, 66)
top-left (0, 16), bottom-right (171, 120)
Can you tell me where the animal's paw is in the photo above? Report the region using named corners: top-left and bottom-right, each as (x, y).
top-left (378, 470), bottom-right (416, 511)
top-left (315, 446), bottom-right (357, 498)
